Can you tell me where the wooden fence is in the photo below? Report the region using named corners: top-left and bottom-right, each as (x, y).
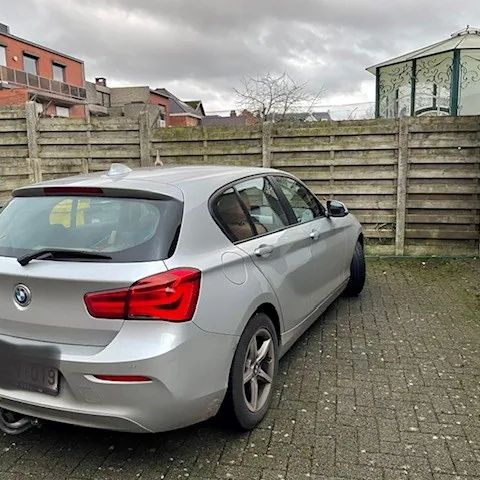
top-left (1, 103), bottom-right (479, 256)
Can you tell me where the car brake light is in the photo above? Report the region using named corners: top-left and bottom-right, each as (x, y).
top-left (93, 375), bottom-right (151, 382)
top-left (44, 187), bottom-right (104, 196)
top-left (84, 268), bottom-right (201, 322)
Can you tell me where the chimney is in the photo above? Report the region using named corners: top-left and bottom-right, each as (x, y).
top-left (0, 23), bottom-right (10, 35)
top-left (95, 77), bottom-right (107, 87)
top-left (230, 110), bottom-right (237, 117)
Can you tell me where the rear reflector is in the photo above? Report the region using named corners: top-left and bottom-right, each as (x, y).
top-left (93, 375), bottom-right (151, 382)
top-left (84, 268), bottom-right (201, 322)
top-left (44, 187), bottom-right (104, 196)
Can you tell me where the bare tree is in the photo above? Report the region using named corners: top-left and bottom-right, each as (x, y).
top-left (233, 72), bottom-right (322, 121)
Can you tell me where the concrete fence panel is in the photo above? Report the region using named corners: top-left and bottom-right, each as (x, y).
top-left (0, 103), bottom-right (478, 256)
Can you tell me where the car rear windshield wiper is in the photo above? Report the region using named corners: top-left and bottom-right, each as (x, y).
top-left (18, 249), bottom-right (112, 266)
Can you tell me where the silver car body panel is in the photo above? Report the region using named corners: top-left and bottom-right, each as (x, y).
top-left (0, 165), bottom-right (362, 432)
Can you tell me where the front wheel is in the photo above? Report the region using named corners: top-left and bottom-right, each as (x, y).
top-left (223, 313), bottom-right (278, 430)
top-left (343, 240), bottom-right (366, 296)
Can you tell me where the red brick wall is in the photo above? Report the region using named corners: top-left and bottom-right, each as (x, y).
top-left (0, 87), bottom-right (29, 105)
top-left (169, 115), bottom-right (201, 127)
top-left (0, 33), bottom-right (84, 86)
top-left (0, 88), bottom-right (85, 117)
top-left (148, 92), bottom-right (170, 125)
top-left (0, 33), bottom-right (86, 117)
top-left (42, 103), bottom-right (85, 119)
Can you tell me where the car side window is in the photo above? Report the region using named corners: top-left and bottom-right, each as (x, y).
top-left (274, 176), bottom-right (324, 224)
top-left (214, 188), bottom-right (255, 242)
top-left (234, 177), bottom-right (289, 235)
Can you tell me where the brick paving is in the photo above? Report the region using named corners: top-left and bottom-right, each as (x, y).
top-left (0, 258), bottom-right (479, 480)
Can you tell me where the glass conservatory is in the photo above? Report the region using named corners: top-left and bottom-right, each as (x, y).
top-left (367, 27), bottom-right (480, 118)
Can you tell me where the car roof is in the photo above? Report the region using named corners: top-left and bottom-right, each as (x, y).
top-left (14, 165), bottom-right (281, 201)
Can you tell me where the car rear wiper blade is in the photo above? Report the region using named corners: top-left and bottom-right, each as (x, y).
top-left (18, 249), bottom-right (112, 266)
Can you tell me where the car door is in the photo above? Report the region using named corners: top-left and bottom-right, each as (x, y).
top-left (212, 176), bottom-right (318, 331)
top-left (271, 175), bottom-right (347, 313)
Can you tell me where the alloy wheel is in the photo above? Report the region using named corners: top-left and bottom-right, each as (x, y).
top-left (242, 327), bottom-right (275, 412)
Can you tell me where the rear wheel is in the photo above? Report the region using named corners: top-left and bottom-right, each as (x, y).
top-left (223, 313), bottom-right (278, 430)
top-left (343, 240), bottom-right (366, 296)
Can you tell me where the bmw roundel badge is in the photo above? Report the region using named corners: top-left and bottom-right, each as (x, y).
top-left (14, 284), bottom-right (32, 307)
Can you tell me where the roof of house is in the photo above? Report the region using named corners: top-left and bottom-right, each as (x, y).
top-left (367, 26), bottom-right (480, 74)
top-left (185, 100), bottom-right (206, 116)
top-left (202, 115), bottom-right (248, 126)
top-left (268, 111), bottom-right (331, 122)
top-left (155, 88), bottom-right (203, 118)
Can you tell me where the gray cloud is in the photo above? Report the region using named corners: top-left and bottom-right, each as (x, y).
top-left (1, 0), bottom-right (478, 111)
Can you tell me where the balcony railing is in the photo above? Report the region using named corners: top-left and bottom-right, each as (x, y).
top-left (0, 65), bottom-right (87, 101)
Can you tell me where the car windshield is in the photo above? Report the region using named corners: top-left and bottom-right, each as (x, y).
top-left (0, 195), bottom-right (183, 262)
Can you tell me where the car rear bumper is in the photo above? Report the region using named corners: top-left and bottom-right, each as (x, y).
top-left (0, 322), bottom-right (238, 433)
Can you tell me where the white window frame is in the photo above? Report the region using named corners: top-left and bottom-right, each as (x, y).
top-left (52, 63), bottom-right (66, 82)
top-left (0, 45), bottom-right (6, 67)
top-left (55, 106), bottom-right (70, 118)
top-left (23, 53), bottom-right (38, 75)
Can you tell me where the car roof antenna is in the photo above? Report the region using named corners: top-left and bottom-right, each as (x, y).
top-left (107, 163), bottom-right (132, 177)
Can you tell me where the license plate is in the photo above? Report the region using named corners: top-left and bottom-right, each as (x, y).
top-left (12, 362), bottom-right (59, 396)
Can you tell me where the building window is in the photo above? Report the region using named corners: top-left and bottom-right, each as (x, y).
top-left (101, 91), bottom-right (111, 107)
top-left (55, 106), bottom-right (70, 118)
top-left (23, 54), bottom-right (38, 75)
top-left (52, 63), bottom-right (66, 82)
top-left (0, 45), bottom-right (6, 66)
top-left (154, 106), bottom-right (166, 127)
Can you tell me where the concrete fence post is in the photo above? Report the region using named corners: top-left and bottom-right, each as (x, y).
top-left (395, 117), bottom-right (409, 256)
top-left (83, 109), bottom-right (92, 174)
top-left (202, 126), bottom-right (208, 163)
top-left (25, 101), bottom-right (42, 183)
top-left (262, 121), bottom-right (273, 168)
top-left (139, 110), bottom-right (151, 167)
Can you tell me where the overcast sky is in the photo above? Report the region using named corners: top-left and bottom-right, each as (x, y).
top-left (2, 0), bottom-right (478, 113)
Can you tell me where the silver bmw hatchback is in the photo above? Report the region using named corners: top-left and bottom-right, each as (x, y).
top-left (0, 164), bottom-right (365, 433)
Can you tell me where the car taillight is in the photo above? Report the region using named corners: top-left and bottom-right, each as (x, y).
top-left (84, 268), bottom-right (201, 322)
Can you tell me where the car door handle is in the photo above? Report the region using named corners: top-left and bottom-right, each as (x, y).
top-left (309, 230), bottom-right (321, 241)
top-left (254, 244), bottom-right (274, 258)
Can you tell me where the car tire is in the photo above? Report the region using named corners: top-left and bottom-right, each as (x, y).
top-left (223, 312), bottom-right (278, 430)
top-left (343, 240), bottom-right (366, 296)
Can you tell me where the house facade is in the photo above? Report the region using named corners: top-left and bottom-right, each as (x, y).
top-left (0, 23), bottom-right (86, 117)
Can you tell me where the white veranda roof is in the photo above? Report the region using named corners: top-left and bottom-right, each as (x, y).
top-left (367, 27), bottom-right (480, 74)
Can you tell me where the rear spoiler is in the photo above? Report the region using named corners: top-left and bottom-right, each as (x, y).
top-left (13, 184), bottom-right (183, 202)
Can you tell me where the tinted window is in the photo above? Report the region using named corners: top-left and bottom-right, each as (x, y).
top-left (0, 195), bottom-right (182, 262)
top-left (274, 176), bottom-right (323, 223)
top-left (235, 177), bottom-right (289, 235)
top-left (23, 54), bottom-right (38, 75)
top-left (215, 188), bottom-right (255, 242)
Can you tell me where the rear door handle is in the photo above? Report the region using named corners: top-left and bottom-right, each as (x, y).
top-left (309, 229), bottom-right (321, 241)
top-left (254, 244), bottom-right (274, 258)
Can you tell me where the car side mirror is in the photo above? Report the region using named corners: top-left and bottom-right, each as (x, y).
top-left (327, 200), bottom-right (349, 217)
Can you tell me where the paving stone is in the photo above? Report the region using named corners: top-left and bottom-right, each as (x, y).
top-left (0, 259), bottom-right (479, 479)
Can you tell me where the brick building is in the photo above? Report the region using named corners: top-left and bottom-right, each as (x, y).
top-left (0, 23), bottom-right (86, 117)
top-left (86, 78), bottom-right (170, 126)
top-left (155, 88), bottom-right (204, 126)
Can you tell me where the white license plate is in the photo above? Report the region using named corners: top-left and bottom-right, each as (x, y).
top-left (13, 362), bottom-right (59, 396)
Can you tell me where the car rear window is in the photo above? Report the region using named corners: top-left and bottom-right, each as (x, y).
top-left (0, 195), bottom-right (183, 262)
